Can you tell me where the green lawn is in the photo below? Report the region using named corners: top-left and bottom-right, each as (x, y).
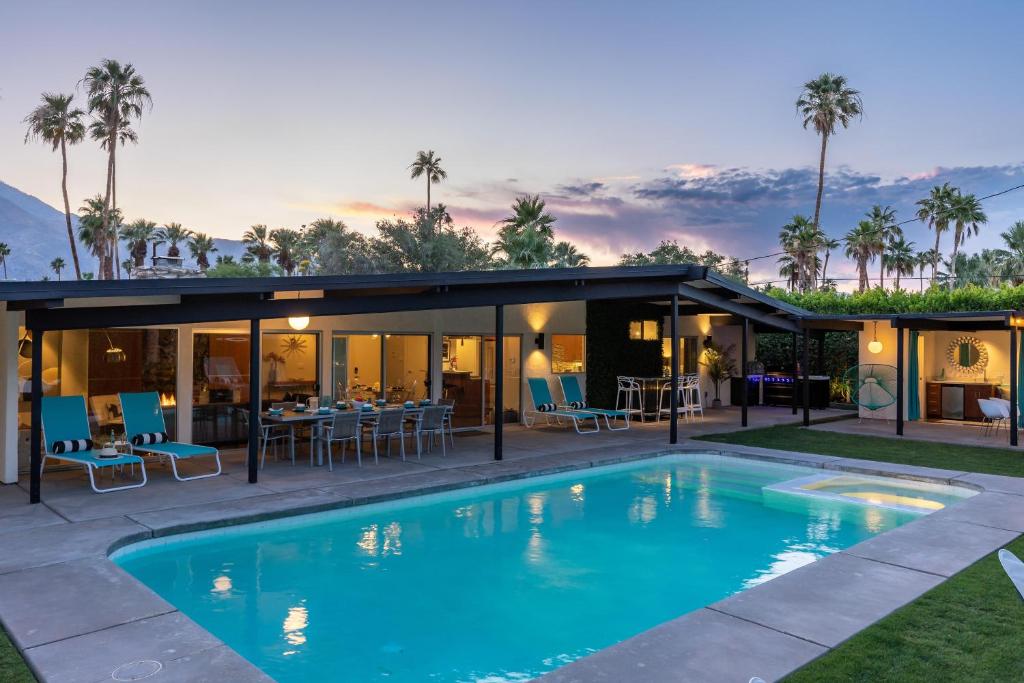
top-left (697, 422), bottom-right (1024, 681)
top-left (696, 421), bottom-right (1024, 477)
top-left (0, 626), bottom-right (33, 682)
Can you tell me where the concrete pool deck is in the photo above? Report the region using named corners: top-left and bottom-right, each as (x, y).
top-left (0, 409), bottom-right (1021, 682)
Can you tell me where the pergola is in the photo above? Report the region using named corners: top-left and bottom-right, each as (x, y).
top-left (2, 265), bottom-right (829, 504)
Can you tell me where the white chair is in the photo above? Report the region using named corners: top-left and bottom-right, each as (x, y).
top-left (979, 398), bottom-right (1009, 437)
top-left (413, 405), bottom-right (447, 459)
top-left (615, 376), bottom-right (644, 421)
top-left (657, 377), bottom-right (687, 421)
top-left (323, 411), bottom-right (362, 469)
top-left (682, 375), bottom-right (704, 422)
top-left (369, 408), bottom-right (407, 462)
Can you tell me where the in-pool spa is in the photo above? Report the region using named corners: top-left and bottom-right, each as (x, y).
top-left (113, 454), bottom-right (972, 682)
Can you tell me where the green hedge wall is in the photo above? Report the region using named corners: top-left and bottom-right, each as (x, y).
top-left (586, 300), bottom-right (665, 408)
top-left (766, 284), bottom-right (1024, 314)
top-left (754, 331), bottom-right (858, 378)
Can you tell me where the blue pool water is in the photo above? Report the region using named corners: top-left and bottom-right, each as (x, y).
top-left (115, 454), bottom-right (930, 682)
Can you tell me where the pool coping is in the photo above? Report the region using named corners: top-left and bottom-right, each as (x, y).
top-left (1, 443), bottom-right (1022, 683)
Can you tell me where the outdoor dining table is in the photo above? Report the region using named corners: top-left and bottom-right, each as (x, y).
top-left (262, 404), bottom-right (437, 466)
top-left (632, 377), bottom-right (670, 421)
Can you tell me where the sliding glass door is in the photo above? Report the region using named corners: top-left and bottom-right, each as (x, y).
top-left (442, 334), bottom-right (520, 428)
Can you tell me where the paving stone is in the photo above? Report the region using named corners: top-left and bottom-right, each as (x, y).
top-left (23, 611), bottom-right (223, 683)
top-left (0, 516), bottom-right (149, 574)
top-left (156, 645), bottom-right (273, 682)
top-left (825, 457), bottom-right (967, 483)
top-left (127, 488), bottom-right (352, 537)
top-left (711, 552), bottom-right (943, 648)
top-left (844, 513), bottom-right (1019, 576)
top-left (319, 467), bottom-right (487, 503)
top-left (0, 558), bottom-right (173, 649)
top-left (539, 608), bottom-right (826, 683)
top-left (931, 491), bottom-right (1024, 532)
top-left (0, 485), bottom-right (67, 533)
top-left (955, 472), bottom-right (1024, 497)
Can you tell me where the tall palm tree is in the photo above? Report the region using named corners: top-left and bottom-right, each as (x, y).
top-left (76, 195), bottom-right (122, 264)
top-left (161, 223), bottom-right (192, 258)
top-left (270, 228), bottom-right (302, 275)
top-left (493, 195), bottom-right (558, 269)
top-left (502, 194), bottom-right (557, 236)
top-left (844, 221), bottom-right (876, 292)
top-left (778, 214), bottom-right (822, 292)
top-left (0, 243), bottom-right (10, 279)
top-left (82, 59), bottom-right (152, 279)
top-left (50, 257), bottom-right (66, 281)
top-left (916, 248), bottom-right (938, 291)
top-left (408, 150), bottom-right (447, 215)
top-left (777, 254), bottom-right (799, 292)
top-left (23, 93), bottom-right (86, 279)
top-left (243, 224), bottom-right (273, 263)
top-left (915, 182), bottom-right (956, 284)
top-left (89, 119), bottom-right (138, 279)
top-left (819, 236), bottom-right (840, 287)
top-left (865, 205), bottom-right (900, 289)
top-left (550, 241), bottom-right (590, 268)
top-left (997, 221), bottom-right (1024, 285)
top-left (883, 236), bottom-right (916, 291)
top-left (188, 232), bottom-right (217, 271)
top-left (796, 73), bottom-right (863, 231)
top-left (947, 192), bottom-right (987, 285)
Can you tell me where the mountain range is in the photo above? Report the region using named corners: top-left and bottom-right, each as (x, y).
top-left (0, 180), bottom-right (246, 280)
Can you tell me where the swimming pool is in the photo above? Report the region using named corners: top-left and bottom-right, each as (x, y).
top-left (114, 454), bottom-right (961, 682)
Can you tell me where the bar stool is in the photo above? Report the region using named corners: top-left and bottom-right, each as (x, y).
top-left (657, 376), bottom-right (687, 421)
top-left (683, 375), bottom-right (704, 422)
top-left (615, 376), bottom-right (644, 421)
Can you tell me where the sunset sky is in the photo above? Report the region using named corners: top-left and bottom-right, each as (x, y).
top-left (2, 1), bottom-right (1024, 283)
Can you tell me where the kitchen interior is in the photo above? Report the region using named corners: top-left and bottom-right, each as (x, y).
top-left (921, 332), bottom-right (1006, 423)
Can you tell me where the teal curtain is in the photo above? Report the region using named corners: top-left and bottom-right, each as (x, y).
top-left (1018, 334), bottom-right (1024, 427)
top-left (907, 330), bottom-right (921, 421)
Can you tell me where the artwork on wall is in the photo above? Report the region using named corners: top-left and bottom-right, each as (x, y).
top-left (946, 336), bottom-right (988, 375)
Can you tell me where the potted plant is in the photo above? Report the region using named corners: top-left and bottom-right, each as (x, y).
top-left (700, 342), bottom-right (737, 408)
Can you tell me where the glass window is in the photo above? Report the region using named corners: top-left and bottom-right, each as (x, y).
top-left (193, 331), bottom-right (250, 445)
top-left (262, 332), bottom-right (320, 404)
top-left (629, 320), bottom-right (660, 341)
top-left (662, 336), bottom-right (700, 376)
top-left (18, 327), bottom-right (178, 439)
top-left (332, 333), bottom-right (381, 400)
top-left (442, 335), bottom-right (483, 428)
top-left (485, 336), bottom-right (521, 424)
top-left (551, 334), bottom-right (585, 374)
top-left (384, 334), bottom-right (430, 402)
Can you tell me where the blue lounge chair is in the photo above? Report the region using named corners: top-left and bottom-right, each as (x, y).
top-left (558, 375), bottom-right (630, 431)
top-left (524, 377), bottom-right (599, 434)
top-left (41, 395), bottom-right (147, 493)
top-left (119, 391), bottom-right (222, 480)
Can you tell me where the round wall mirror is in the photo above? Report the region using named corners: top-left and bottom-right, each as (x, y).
top-left (946, 336), bottom-right (988, 374)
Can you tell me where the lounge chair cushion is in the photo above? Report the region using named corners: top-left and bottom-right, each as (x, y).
top-left (568, 400), bottom-right (588, 409)
top-left (536, 403), bottom-right (557, 412)
top-left (134, 441), bottom-right (218, 459)
top-left (51, 438), bottom-right (93, 454)
top-left (131, 431), bottom-right (168, 446)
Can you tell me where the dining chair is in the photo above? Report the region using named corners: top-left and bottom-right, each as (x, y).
top-left (437, 398), bottom-right (456, 448)
top-left (370, 408), bottom-right (407, 462)
top-left (241, 410), bottom-right (295, 469)
top-left (323, 411), bottom-right (362, 469)
top-left (414, 405), bottom-right (448, 459)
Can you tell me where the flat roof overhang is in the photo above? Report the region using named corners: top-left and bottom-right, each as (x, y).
top-left (3, 265), bottom-right (811, 334)
top-left (803, 310), bottom-right (1024, 332)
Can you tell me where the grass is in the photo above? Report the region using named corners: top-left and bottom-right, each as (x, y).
top-left (0, 626), bottom-right (33, 682)
top-left (696, 420), bottom-right (1024, 477)
top-left (783, 535), bottom-right (1024, 682)
top-left (697, 421), bottom-right (1024, 681)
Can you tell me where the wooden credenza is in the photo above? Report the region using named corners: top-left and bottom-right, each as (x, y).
top-left (924, 382), bottom-right (995, 421)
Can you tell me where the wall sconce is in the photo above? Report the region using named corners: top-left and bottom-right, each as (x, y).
top-left (534, 333), bottom-right (545, 350)
top-left (703, 336), bottom-right (713, 349)
top-left (867, 321), bottom-right (883, 354)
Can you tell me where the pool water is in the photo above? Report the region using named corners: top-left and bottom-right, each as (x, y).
top-left (115, 454), bottom-right (938, 682)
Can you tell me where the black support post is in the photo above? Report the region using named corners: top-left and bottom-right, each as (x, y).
top-left (896, 326), bottom-right (905, 436)
top-left (791, 331), bottom-right (798, 415)
top-left (802, 329), bottom-right (810, 426)
top-left (248, 319), bottom-right (261, 483)
top-left (1012, 327), bottom-right (1018, 447)
top-left (29, 328), bottom-right (43, 504)
top-left (495, 305), bottom-right (504, 460)
top-left (741, 317), bottom-right (749, 427)
top-left (816, 330), bottom-right (826, 375)
top-left (670, 294), bottom-right (679, 444)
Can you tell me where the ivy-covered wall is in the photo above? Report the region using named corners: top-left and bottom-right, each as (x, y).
top-left (586, 300), bottom-right (665, 408)
top-left (754, 331), bottom-right (858, 378)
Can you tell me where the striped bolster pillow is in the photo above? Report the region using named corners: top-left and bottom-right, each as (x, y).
top-left (51, 439), bottom-right (93, 454)
top-left (536, 403), bottom-right (557, 412)
top-left (569, 401), bottom-right (588, 409)
top-left (131, 431), bottom-right (168, 446)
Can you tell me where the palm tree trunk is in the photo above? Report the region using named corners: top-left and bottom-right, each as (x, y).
top-left (949, 237), bottom-right (960, 290)
top-left (879, 257), bottom-right (885, 290)
top-left (932, 232), bottom-right (942, 284)
top-left (100, 133), bottom-right (116, 280)
top-left (426, 177), bottom-right (431, 215)
top-left (59, 139), bottom-right (83, 280)
top-left (896, 272), bottom-right (901, 291)
top-left (822, 252), bottom-right (830, 285)
top-left (112, 154), bottom-right (121, 279)
top-left (812, 132), bottom-right (828, 230)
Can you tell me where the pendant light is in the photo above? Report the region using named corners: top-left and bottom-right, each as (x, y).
top-left (288, 290), bottom-right (309, 331)
top-left (867, 321), bottom-right (883, 354)
top-left (17, 332), bottom-right (32, 359)
top-left (104, 331), bottom-right (127, 364)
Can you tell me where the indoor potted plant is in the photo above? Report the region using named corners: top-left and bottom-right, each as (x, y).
top-left (700, 341), bottom-right (737, 408)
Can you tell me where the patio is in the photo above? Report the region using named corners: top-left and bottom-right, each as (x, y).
top-left (810, 415), bottom-right (1023, 450)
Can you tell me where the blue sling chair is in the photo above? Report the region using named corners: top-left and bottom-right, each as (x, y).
top-left (524, 377), bottom-right (600, 434)
top-left (558, 375), bottom-right (631, 430)
top-left (41, 395), bottom-right (147, 493)
top-left (119, 391), bottom-right (222, 480)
